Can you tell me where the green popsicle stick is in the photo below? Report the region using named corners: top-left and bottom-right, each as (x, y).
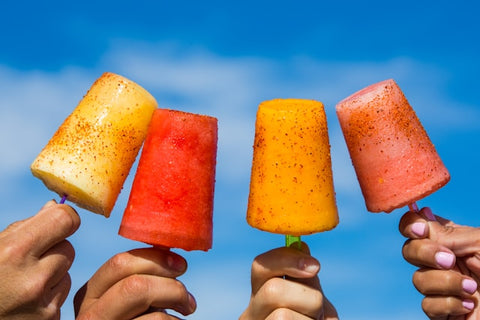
top-left (285, 235), bottom-right (301, 249)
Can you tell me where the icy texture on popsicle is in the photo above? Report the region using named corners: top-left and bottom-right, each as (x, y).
top-left (119, 108), bottom-right (218, 251)
top-left (247, 99), bottom-right (339, 236)
top-left (336, 79), bottom-right (450, 213)
top-left (31, 72), bottom-right (158, 217)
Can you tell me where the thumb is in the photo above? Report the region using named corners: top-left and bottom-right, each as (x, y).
top-left (429, 221), bottom-right (480, 258)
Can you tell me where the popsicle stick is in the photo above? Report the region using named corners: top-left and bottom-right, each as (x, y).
top-left (408, 202), bottom-right (419, 212)
top-left (285, 235), bottom-right (302, 249)
top-left (59, 195), bottom-right (67, 204)
top-left (408, 201), bottom-right (436, 221)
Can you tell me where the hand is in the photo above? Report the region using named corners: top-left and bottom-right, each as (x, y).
top-left (0, 200), bottom-right (80, 319)
top-left (239, 243), bottom-right (338, 320)
top-left (74, 247), bottom-right (196, 319)
top-left (400, 207), bottom-right (480, 319)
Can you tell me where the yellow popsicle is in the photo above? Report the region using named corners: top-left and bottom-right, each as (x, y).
top-left (247, 99), bottom-right (339, 236)
top-left (31, 72), bottom-right (158, 217)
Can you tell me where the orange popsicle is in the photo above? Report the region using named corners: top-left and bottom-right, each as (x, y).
top-left (335, 79), bottom-right (450, 213)
top-left (31, 72), bottom-right (157, 217)
top-left (247, 99), bottom-right (339, 236)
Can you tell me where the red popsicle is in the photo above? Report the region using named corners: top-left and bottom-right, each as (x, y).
top-left (119, 108), bottom-right (218, 251)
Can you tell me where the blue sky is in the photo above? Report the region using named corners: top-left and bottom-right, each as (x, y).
top-left (1, 1), bottom-right (479, 319)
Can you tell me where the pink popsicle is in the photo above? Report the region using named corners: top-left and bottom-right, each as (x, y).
top-left (336, 79), bottom-right (450, 213)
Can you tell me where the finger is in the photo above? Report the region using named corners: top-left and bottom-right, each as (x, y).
top-left (266, 308), bottom-right (313, 320)
top-left (324, 297), bottom-right (339, 320)
top-left (253, 277), bottom-right (323, 319)
top-left (399, 210), bottom-right (429, 239)
top-left (84, 275), bottom-right (195, 319)
top-left (36, 272), bottom-right (71, 320)
top-left (464, 254), bottom-right (480, 276)
top-left (39, 239), bottom-right (75, 288)
top-left (82, 247), bottom-right (188, 300)
top-left (251, 246), bottom-right (320, 293)
top-left (21, 202), bottom-right (80, 257)
top-left (428, 222), bottom-right (480, 258)
top-left (413, 269), bottom-right (477, 297)
top-left (134, 310), bottom-right (183, 320)
top-left (285, 242), bottom-right (323, 289)
top-left (0, 201), bottom-right (57, 236)
top-left (422, 296), bottom-right (474, 318)
top-left (46, 273), bottom-right (72, 313)
top-left (402, 238), bottom-right (456, 269)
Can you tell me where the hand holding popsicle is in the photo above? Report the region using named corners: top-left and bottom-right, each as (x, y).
top-left (74, 247), bottom-right (196, 319)
top-left (400, 208), bottom-right (480, 318)
top-left (239, 243), bottom-right (338, 320)
top-left (0, 201), bottom-right (80, 320)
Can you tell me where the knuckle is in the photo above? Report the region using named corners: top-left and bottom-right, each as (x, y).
top-left (269, 308), bottom-right (295, 320)
top-left (250, 258), bottom-right (262, 275)
top-left (0, 241), bottom-right (23, 262)
top-left (262, 278), bottom-right (285, 298)
top-left (119, 274), bottom-right (150, 297)
top-left (41, 305), bottom-right (61, 320)
top-left (401, 240), bottom-right (412, 259)
top-left (62, 240), bottom-right (76, 261)
top-left (167, 278), bottom-right (188, 299)
top-left (3, 219), bottom-right (25, 233)
top-left (107, 251), bottom-right (132, 272)
top-left (309, 289), bottom-right (324, 310)
top-left (421, 298), bottom-right (437, 317)
top-left (422, 296), bottom-right (457, 318)
top-left (412, 270), bottom-right (426, 292)
top-left (13, 276), bottom-right (49, 308)
top-left (442, 271), bottom-right (457, 287)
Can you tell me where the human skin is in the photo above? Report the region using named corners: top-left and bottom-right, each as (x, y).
top-left (399, 207), bottom-right (480, 319)
top-left (239, 243), bottom-right (338, 320)
top-left (0, 200), bottom-right (80, 320)
top-left (74, 247), bottom-right (196, 320)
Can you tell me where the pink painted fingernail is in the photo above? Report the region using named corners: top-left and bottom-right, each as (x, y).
top-left (463, 299), bottom-right (475, 310)
top-left (463, 279), bottom-right (478, 294)
top-left (435, 251), bottom-right (455, 269)
top-left (411, 222), bottom-right (426, 237)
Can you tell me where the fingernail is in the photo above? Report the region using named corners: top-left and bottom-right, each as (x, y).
top-left (43, 200), bottom-right (57, 208)
top-left (423, 207), bottom-right (436, 221)
top-left (411, 222), bottom-right (426, 237)
top-left (167, 254), bottom-right (187, 272)
top-left (462, 279), bottom-right (478, 294)
top-left (463, 299), bottom-right (475, 310)
top-left (435, 252), bottom-right (455, 269)
top-left (298, 257), bottom-right (320, 274)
